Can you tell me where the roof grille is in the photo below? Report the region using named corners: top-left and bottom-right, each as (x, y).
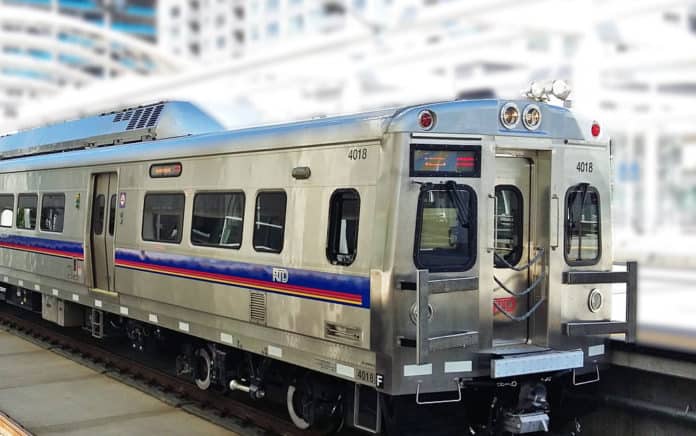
top-left (126, 108), bottom-right (143, 130)
top-left (113, 113), bottom-right (123, 122)
top-left (136, 106), bottom-right (154, 129)
top-left (146, 104), bottom-right (164, 127)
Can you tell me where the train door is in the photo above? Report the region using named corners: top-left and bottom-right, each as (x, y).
top-left (90, 173), bottom-right (118, 292)
top-left (492, 157), bottom-right (534, 345)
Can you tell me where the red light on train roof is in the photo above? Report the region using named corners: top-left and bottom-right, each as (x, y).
top-left (418, 110), bottom-right (435, 130)
top-left (591, 122), bottom-right (600, 137)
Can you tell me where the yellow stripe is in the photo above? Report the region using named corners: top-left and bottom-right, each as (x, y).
top-left (116, 262), bottom-right (360, 305)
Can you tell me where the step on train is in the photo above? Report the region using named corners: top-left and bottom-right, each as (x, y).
top-left (0, 81), bottom-right (637, 434)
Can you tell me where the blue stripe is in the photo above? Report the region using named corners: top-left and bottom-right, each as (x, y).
top-left (0, 234), bottom-right (84, 257)
top-left (116, 248), bottom-right (371, 308)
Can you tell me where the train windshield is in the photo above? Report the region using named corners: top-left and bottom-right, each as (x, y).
top-left (414, 183), bottom-right (476, 271)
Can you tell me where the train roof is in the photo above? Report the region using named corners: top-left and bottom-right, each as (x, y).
top-left (0, 99), bottom-right (602, 173)
top-left (0, 101), bottom-right (224, 160)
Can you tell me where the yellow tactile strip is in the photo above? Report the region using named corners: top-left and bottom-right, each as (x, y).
top-left (0, 411), bottom-right (30, 436)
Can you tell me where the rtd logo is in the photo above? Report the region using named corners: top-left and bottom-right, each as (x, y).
top-left (272, 268), bottom-right (289, 283)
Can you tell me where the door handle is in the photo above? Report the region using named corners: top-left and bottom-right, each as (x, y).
top-left (550, 194), bottom-right (560, 249)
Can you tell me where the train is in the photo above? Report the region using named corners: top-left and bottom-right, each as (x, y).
top-left (0, 83), bottom-right (637, 435)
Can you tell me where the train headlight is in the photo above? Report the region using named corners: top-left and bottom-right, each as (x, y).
top-left (522, 104), bottom-right (542, 130)
top-left (588, 289), bottom-right (603, 313)
top-left (500, 103), bottom-right (520, 129)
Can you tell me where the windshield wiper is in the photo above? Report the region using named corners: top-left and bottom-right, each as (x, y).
top-left (444, 180), bottom-right (469, 227)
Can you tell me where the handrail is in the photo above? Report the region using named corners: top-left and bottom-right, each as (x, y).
top-left (494, 247), bottom-right (545, 272)
top-left (493, 273), bottom-right (543, 298)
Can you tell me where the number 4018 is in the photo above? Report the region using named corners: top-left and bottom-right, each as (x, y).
top-left (576, 161), bottom-right (593, 173)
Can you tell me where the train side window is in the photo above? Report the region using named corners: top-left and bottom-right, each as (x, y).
top-left (414, 184), bottom-right (477, 272)
top-left (564, 184), bottom-right (601, 265)
top-left (40, 193), bottom-right (65, 233)
top-left (253, 191), bottom-right (286, 253)
top-left (142, 193), bottom-right (185, 244)
top-left (108, 194), bottom-right (116, 236)
top-left (326, 189), bottom-right (360, 266)
top-left (192, 192), bottom-right (245, 249)
top-left (494, 186), bottom-right (523, 268)
top-left (16, 194), bottom-right (37, 230)
top-left (93, 195), bottom-right (105, 235)
top-left (0, 195), bottom-right (14, 228)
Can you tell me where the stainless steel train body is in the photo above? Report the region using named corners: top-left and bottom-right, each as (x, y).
top-left (0, 99), bottom-right (635, 432)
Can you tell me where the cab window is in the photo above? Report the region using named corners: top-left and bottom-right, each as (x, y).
top-left (565, 184), bottom-right (601, 265)
top-left (494, 186), bottom-right (523, 267)
top-left (326, 189), bottom-right (360, 266)
top-left (414, 184), bottom-right (476, 272)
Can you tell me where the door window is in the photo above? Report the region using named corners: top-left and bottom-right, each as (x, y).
top-left (494, 186), bottom-right (523, 267)
top-left (565, 184), bottom-right (601, 265)
top-left (93, 194), bottom-right (105, 235)
top-left (108, 194), bottom-right (116, 236)
top-left (414, 184), bottom-right (477, 271)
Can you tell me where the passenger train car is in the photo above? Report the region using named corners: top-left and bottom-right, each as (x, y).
top-left (0, 90), bottom-right (636, 434)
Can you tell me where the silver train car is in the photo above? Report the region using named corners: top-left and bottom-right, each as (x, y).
top-left (0, 95), bottom-right (636, 434)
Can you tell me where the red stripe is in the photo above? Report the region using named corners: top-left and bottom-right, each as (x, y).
top-left (115, 259), bottom-right (362, 304)
top-left (0, 242), bottom-right (84, 260)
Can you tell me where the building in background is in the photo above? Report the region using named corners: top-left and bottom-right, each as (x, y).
top-left (157, 0), bottom-right (246, 62)
top-left (3, 0), bottom-right (696, 259)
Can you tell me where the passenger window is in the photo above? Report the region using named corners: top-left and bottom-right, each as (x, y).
top-left (253, 191), bottom-right (286, 253)
top-left (192, 192), bottom-right (245, 249)
top-left (565, 184), bottom-right (601, 265)
top-left (414, 184), bottom-right (477, 272)
top-left (93, 195), bottom-right (105, 235)
top-left (108, 194), bottom-right (116, 236)
top-left (0, 195), bottom-right (14, 228)
top-left (494, 186), bottom-right (523, 267)
top-left (326, 189), bottom-right (360, 266)
top-left (40, 193), bottom-right (65, 233)
top-left (16, 194), bottom-right (37, 230)
top-left (142, 193), bottom-right (185, 243)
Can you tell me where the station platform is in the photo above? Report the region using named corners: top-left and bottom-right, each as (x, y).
top-left (0, 329), bottom-right (236, 436)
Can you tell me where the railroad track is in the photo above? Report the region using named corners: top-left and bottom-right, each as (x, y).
top-left (0, 306), bottom-right (326, 436)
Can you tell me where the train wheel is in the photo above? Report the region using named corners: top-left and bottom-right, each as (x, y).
top-left (286, 374), bottom-right (344, 434)
top-left (194, 347), bottom-right (213, 390)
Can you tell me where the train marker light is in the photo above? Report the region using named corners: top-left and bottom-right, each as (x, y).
top-left (591, 122), bottom-right (601, 137)
top-left (500, 103), bottom-right (520, 129)
top-left (588, 289), bottom-right (603, 312)
top-left (418, 110), bottom-right (435, 130)
top-left (523, 104), bottom-right (542, 130)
